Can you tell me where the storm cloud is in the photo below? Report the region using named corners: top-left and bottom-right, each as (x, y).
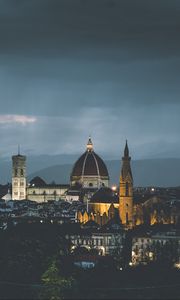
top-left (0, 0), bottom-right (179, 159)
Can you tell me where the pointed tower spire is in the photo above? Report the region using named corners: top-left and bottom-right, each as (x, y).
top-left (86, 136), bottom-right (93, 152)
top-left (124, 140), bottom-right (129, 157)
top-left (119, 141), bottom-right (133, 228)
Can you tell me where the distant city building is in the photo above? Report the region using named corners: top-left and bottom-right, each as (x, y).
top-left (7, 137), bottom-right (180, 228)
top-left (27, 176), bottom-right (69, 203)
top-left (12, 153), bottom-right (26, 200)
top-left (77, 140), bottom-right (134, 228)
top-left (69, 219), bottom-right (126, 257)
top-left (70, 137), bottom-right (109, 189)
top-left (119, 140), bottom-right (133, 228)
top-left (132, 229), bottom-right (180, 266)
top-left (133, 195), bottom-right (180, 226)
top-left (88, 187), bottom-right (119, 218)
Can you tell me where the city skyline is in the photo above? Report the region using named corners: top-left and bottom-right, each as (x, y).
top-left (0, 0), bottom-right (180, 159)
top-left (0, 2), bottom-right (179, 300)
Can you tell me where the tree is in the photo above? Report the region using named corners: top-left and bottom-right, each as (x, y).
top-left (39, 259), bottom-right (76, 300)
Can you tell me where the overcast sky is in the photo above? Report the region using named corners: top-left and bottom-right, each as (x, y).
top-left (0, 0), bottom-right (180, 159)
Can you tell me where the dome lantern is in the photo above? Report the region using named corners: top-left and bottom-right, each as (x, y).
top-left (87, 136), bottom-right (93, 152)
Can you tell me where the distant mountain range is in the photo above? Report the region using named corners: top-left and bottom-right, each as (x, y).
top-left (1, 155), bottom-right (180, 187)
top-left (29, 158), bottom-right (180, 187)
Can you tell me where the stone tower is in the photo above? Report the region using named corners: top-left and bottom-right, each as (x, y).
top-left (119, 141), bottom-right (133, 228)
top-left (12, 149), bottom-right (26, 200)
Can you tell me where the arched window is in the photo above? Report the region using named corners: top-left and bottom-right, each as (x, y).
top-left (125, 182), bottom-right (129, 196)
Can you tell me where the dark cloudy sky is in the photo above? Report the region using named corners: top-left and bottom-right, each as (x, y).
top-left (0, 0), bottom-right (180, 159)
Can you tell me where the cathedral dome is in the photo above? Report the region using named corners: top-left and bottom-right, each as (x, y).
top-left (70, 138), bottom-right (109, 188)
top-left (71, 150), bottom-right (109, 178)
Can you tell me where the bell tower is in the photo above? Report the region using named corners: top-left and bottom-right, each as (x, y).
top-left (12, 147), bottom-right (27, 200)
top-left (119, 140), bottom-right (133, 228)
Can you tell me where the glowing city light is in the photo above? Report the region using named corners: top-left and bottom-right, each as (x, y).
top-left (112, 185), bottom-right (117, 191)
top-left (174, 263), bottom-right (180, 269)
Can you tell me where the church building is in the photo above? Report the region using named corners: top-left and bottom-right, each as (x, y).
top-left (70, 137), bottom-right (109, 189)
top-left (75, 138), bottom-right (134, 228)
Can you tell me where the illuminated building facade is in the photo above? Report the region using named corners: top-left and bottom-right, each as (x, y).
top-left (119, 141), bottom-right (133, 228)
top-left (9, 138), bottom-right (179, 228)
top-left (77, 140), bottom-right (134, 228)
top-left (131, 230), bottom-right (180, 266)
top-left (69, 220), bottom-right (126, 256)
top-left (70, 137), bottom-right (109, 189)
top-left (12, 153), bottom-right (27, 200)
top-left (26, 176), bottom-right (69, 203)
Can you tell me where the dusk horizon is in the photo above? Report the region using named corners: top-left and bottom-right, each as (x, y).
top-left (0, 1), bottom-right (179, 300)
top-left (0, 0), bottom-right (180, 159)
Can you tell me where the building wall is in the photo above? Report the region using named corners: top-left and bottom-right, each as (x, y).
top-left (71, 175), bottom-right (109, 189)
top-left (65, 195), bottom-right (80, 202)
top-left (27, 186), bottom-right (68, 203)
top-left (119, 175), bottom-right (133, 228)
top-left (70, 231), bottom-right (125, 256)
top-left (89, 202), bottom-right (119, 216)
top-left (132, 233), bottom-right (180, 265)
top-left (12, 155), bottom-right (26, 200)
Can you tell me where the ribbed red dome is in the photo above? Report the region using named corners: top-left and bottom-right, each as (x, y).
top-left (71, 151), bottom-right (109, 178)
